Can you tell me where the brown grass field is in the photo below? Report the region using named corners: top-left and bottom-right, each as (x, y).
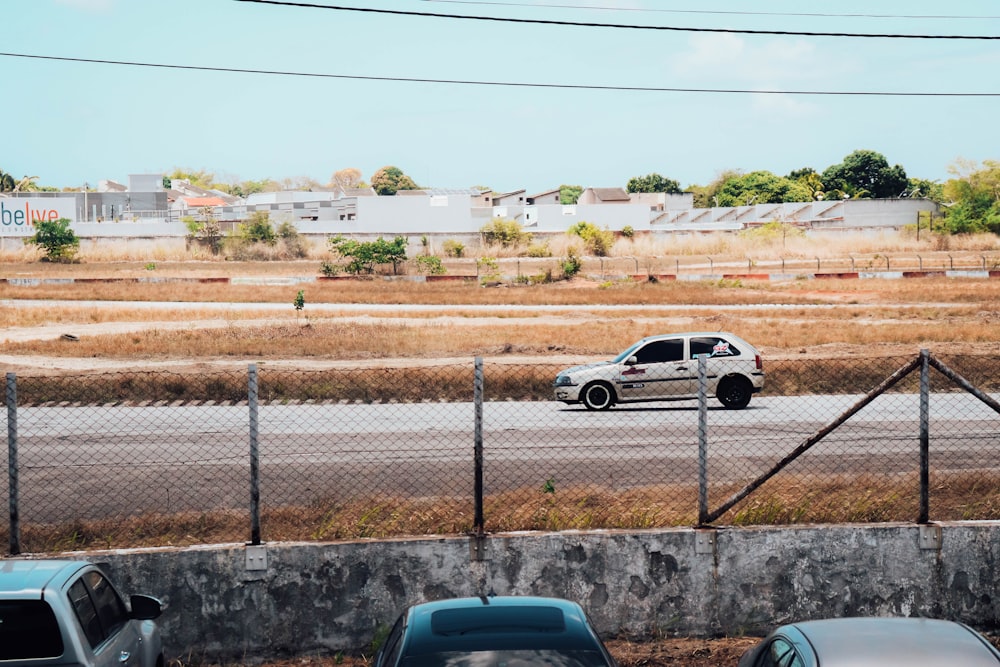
top-left (3, 239), bottom-right (1000, 667)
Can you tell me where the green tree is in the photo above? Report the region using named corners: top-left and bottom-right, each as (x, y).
top-left (25, 218), bottom-right (79, 262)
top-left (821, 150), bottom-right (908, 199)
top-left (715, 171), bottom-right (812, 206)
top-left (690, 169), bottom-right (743, 207)
top-left (559, 184), bottom-right (583, 204)
top-left (787, 167), bottom-right (825, 200)
top-left (625, 173), bottom-right (682, 194)
top-left (0, 168), bottom-right (15, 192)
top-left (942, 159), bottom-right (1000, 234)
top-left (328, 235), bottom-right (408, 274)
top-left (167, 168), bottom-right (215, 188)
top-left (241, 211), bottom-right (277, 245)
top-left (370, 166), bottom-right (419, 196)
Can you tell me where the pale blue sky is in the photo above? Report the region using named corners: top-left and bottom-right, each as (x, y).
top-left (3, 0), bottom-right (999, 194)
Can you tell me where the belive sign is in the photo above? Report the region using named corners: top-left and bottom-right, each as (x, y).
top-left (0, 198), bottom-right (76, 236)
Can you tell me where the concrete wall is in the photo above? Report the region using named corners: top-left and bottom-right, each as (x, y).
top-left (78, 521), bottom-right (1000, 662)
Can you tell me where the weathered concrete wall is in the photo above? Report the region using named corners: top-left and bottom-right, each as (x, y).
top-left (76, 522), bottom-right (999, 661)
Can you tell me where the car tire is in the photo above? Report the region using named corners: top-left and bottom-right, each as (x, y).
top-left (717, 375), bottom-right (752, 410)
top-left (581, 382), bottom-right (615, 410)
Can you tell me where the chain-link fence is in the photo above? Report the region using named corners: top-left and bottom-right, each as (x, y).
top-left (2, 352), bottom-right (998, 553)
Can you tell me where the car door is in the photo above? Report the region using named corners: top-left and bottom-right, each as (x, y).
top-left (68, 570), bottom-right (144, 667)
top-left (617, 337), bottom-right (693, 401)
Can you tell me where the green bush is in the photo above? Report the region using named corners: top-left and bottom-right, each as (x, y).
top-left (560, 249), bottom-right (582, 278)
top-left (26, 218), bottom-right (79, 262)
top-left (442, 239), bottom-right (465, 258)
top-left (328, 235), bottom-right (408, 275)
top-left (414, 255), bottom-right (446, 275)
top-left (526, 242), bottom-right (551, 258)
top-left (480, 218), bottom-right (531, 247)
top-left (568, 221), bottom-right (614, 257)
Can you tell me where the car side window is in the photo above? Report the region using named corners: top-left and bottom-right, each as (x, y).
top-left (762, 638), bottom-right (803, 667)
top-left (68, 579), bottom-right (103, 649)
top-left (689, 337), bottom-right (740, 359)
top-left (84, 571), bottom-right (129, 640)
top-left (377, 615), bottom-right (405, 667)
top-left (634, 339), bottom-right (683, 364)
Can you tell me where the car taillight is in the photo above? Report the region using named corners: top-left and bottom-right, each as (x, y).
top-left (755, 354), bottom-right (762, 370)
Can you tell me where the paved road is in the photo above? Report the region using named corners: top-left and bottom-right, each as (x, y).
top-left (3, 393), bottom-right (996, 522)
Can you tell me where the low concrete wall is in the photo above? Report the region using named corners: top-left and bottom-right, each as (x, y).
top-left (71, 522), bottom-right (999, 661)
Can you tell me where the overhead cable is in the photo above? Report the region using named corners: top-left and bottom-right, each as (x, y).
top-left (3, 51), bottom-right (998, 97)
top-left (420, 0), bottom-right (1000, 22)
top-left (233, 0), bottom-right (1000, 40)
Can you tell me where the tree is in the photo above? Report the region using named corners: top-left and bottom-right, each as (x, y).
top-left (715, 171), bottom-right (812, 206)
top-left (941, 159), bottom-right (1000, 234)
top-left (626, 173), bottom-right (682, 194)
top-left (567, 221), bottom-right (614, 256)
top-left (241, 211), bottom-right (276, 245)
top-left (559, 185), bottom-right (583, 204)
top-left (480, 218), bottom-right (531, 247)
top-left (330, 168), bottom-right (364, 191)
top-left (167, 168), bottom-right (215, 188)
top-left (25, 218), bottom-right (79, 262)
top-left (787, 167), bottom-right (825, 200)
top-left (370, 166), bottom-right (419, 196)
top-left (328, 235), bottom-right (408, 274)
top-left (0, 168), bottom-right (16, 192)
top-left (690, 169), bottom-right (743, 207)
top-left (821, 150), bottom-right (908, 199)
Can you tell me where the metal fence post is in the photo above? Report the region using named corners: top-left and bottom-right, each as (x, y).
top-left (697, 356), bottom-right (709, 525)
top-left (918, 349), bottom-right (930, 524)
top-left (7, 373), bottom-right (20, 555)
top-left (248, 364), bottom-right (261, 545)
top-left (473, 357), bottom-right (485, 535)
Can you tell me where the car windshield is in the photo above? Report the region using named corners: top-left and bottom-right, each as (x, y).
top-left (0, 600), bottom-right (64, 660)
top-left (404, 649), bottom-right (610, 667)
top-left (611, 341), bottom-right (645, 364)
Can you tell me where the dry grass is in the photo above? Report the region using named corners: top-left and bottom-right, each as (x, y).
top-left (9, 473), bottom-right (999, 554)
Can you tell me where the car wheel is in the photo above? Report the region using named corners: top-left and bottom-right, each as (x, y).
top-left (717, 375), bottom-right (752, 410)
top-left (581, 382), bottom-right (615, 410)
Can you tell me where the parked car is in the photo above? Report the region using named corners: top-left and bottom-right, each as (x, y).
top-left (0, 559), bottom-right (164, 667)
top-left (373, 595), bottom-right (617, 667)
top-left (553, 331), bottom-right (764, 410)
top-left (738, 617), bottom-right (1000, 667)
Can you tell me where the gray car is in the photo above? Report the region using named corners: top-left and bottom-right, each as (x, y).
top-left (738, 617), bottom-right (1000, 667)
top-left (0, 559), bottom-right (163, 667)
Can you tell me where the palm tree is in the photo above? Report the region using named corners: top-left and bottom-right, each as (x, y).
top-left (12, 175), bottom-right (39, 193)
top-left (0, 168), bottom-right (15, 192)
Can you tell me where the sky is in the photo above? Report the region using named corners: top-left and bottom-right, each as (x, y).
top-left (3, 0), bottom-right (999, 195)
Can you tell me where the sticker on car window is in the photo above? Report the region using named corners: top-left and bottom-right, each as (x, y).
top-left (712, 340), bottom-right (733, 356)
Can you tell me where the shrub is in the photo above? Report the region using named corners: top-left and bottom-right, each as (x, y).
top-left (568, 221), bottom-right (614, 257)
top-left (526, 242), bottom-right (551, 258)
top-left (621, 225), bottom-right (635, 238)
top-left (477, 256), bottom-right (501, 285)
top-left (25, 218), bottom-right (79, 262)
top-left (328, 235), bottom-right (408, 275)
top-left (414, 255), bottom-right (446, 275)
top-left (242, 211), bottom-right (277, 245)
top-left (481, 218), bottom-right (531, 248)
top-left (560, 249), bottom-right (582, 278)
top-left (442, 239), bottom-right (465, 258)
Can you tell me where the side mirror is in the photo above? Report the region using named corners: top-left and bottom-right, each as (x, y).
top-left (130, 594), bottom-right (163, 620)
top-left (625, 355), bottom-right (638, 365)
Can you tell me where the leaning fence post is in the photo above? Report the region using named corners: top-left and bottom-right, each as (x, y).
top-left (7, 373), bottom-right (20, 555)
top-left (697, 356), bottom-right (709, 525)
top-left (473, 357), bottom-right (485, 535)
top-left (248, 364), bottom-right (261, 545)
top-left (918, 350), bottom-right (930, 524)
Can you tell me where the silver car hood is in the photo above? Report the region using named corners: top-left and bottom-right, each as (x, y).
top-left (559, 361), bottom-right (614, 376)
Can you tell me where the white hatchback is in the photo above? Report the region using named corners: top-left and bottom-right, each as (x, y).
top-left (553, 331), bottom-right (765, 410)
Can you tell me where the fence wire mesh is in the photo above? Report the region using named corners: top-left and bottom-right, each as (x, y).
top-left (1, 352), bottom-right (998, 553)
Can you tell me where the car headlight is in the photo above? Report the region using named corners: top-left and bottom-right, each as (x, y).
top-left (554, 375), bottom-right (574, 386)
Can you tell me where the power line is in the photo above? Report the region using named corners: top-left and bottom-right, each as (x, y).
top-left (4, 51), bottom-right (999, 97)
top-left (420, 1), bottom-right (1000, 21)
top-left (233, 0), bottom-right (1000, 39)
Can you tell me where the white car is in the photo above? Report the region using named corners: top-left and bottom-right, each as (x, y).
top-left (0, 559), bottom-right (163, 667)
top-left (553, 332), bottom-right (764, 410)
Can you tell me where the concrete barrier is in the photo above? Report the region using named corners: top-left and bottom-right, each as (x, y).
top-left (68, 521), bottom-right (1000, 661)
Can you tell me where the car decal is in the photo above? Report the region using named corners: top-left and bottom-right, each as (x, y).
top-left (622, 367), bottom-right (646, 376)
top-left (712, 340), bottom-right (734, 356)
